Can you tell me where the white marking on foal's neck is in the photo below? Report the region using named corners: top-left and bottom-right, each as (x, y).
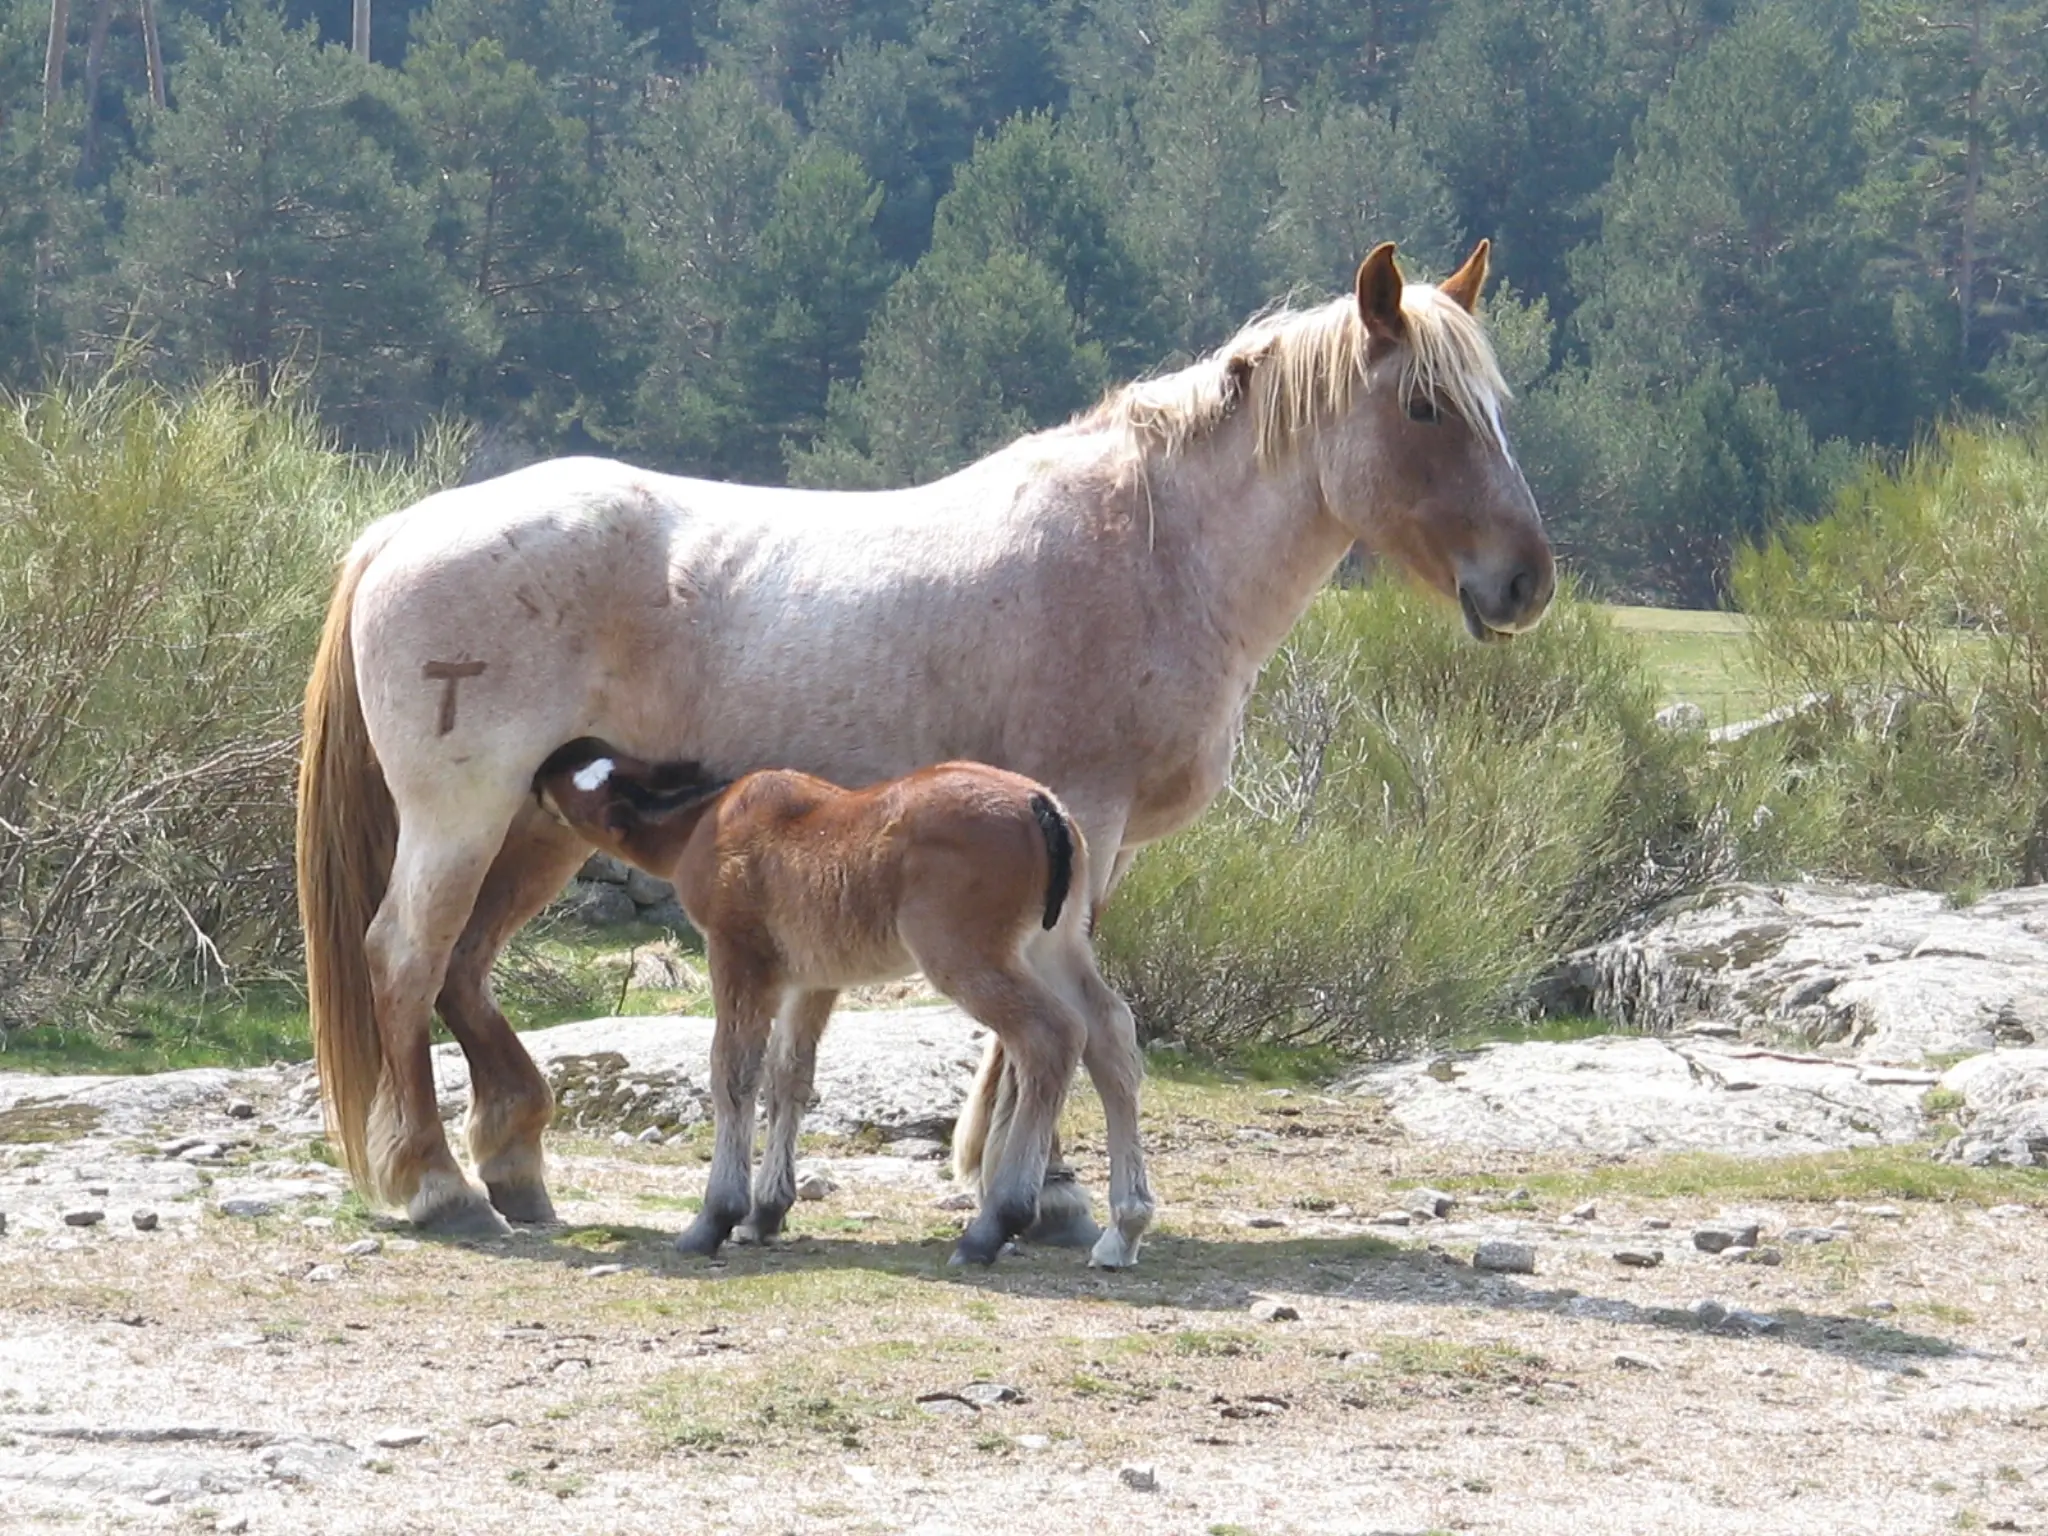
top-left (573, 758), bottom-right (614, 792)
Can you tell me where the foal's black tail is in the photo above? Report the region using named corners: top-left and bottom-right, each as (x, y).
top-left (1029, 791), bottom-right (1075, 930)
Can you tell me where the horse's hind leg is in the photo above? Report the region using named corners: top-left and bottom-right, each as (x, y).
top-left (1058, 947), bottom-right (1153, 1269)
top-left (676, 949), bottom-right (773, 1257)
top-left (932, 965), bottom-right (1086, 1265)
top-left (737, 988), bottom-right (835, 1244)
top-left (364, 825), bottom-right (506, 1236)
top-left (437, 805), bottom-right (590, 1224)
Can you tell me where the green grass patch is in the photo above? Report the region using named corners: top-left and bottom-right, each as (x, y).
top-left (1606, 604), bottom-right (1775, 726)
top-left (1449, 1148), bottom-right (2046, 1205)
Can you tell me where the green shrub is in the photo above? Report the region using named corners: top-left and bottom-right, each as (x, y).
top-left (0, 370), bottom-right (461, 1033)
top-left (1732, 416), bottom-right (2048, 888)
top-left (1095, 579), bottom-right (1705, 1057)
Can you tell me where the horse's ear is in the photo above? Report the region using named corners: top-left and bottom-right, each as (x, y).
top-left (1440, 238), bottom-right (1490, 313)
top-left (1355, 243), bottom-right (1405, 344)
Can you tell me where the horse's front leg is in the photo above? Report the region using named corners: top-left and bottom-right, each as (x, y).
top-left (736, 988), bottom-right (836, 1244)
top-left (676, 952), bottom-right (773, 1257)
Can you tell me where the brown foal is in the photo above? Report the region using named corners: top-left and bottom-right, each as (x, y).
top-left (533, 739), bottom-right (1154, 1268)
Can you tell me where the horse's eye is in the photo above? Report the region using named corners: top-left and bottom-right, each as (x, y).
top-left (1406, 396), bottom-right (1441, 424)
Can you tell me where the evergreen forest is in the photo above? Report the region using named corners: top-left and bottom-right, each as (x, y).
top-left (6, 0), bottom-right (2048, 601)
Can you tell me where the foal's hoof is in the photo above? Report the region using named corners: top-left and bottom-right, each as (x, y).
top-left (485, 1180), bottom-right (559, 1226)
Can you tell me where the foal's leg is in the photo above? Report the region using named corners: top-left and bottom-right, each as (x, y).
top-left (737, 988), bottom-right (836, 1244)
top-left (363, 824), bottom-right (507, 1235)
top-left (437, 806), bottom-right (590, 1224)
top-left (933, 965), bottom-right (1086, 1266)
top-left (676, 951), bottom-right (774, 1257)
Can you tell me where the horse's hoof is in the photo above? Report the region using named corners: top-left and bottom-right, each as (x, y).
top-left (1088, 1232), bottom-right (1142, 1270)
top-left (674, 1219), bottom-right (729, 1258)
top-left (1022, 1198), bottom-right (1101, 1250)
top-left (416, 1192), bottom-right (511, 1239)
top-left (485, 1180), bottom-right (558, 1226)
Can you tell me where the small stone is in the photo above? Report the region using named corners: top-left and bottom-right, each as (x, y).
top-left (216, 1197), bottom-right (276, 1219)
top-left (156, 1135), bottom-right (208, 1157)
top-left (142, 1487), bottom-right (173, 1506)
top-left (915, 1393), bottom-right (977, 1417)
top-left (300, 1216), bottom-right (335, 1231)
top-left (1506, 1187), bottom-right (1533, 1203)
top-left (340, 1237), bottom-right (381, 1257)
top-left (610, 1130), bottom-right (633, 1147)
top-left (1640, 1217), bottom-right (1671, 1230)
top-left (931, 1191), bottom-right (976, 1211)
top-left (1689, 1299), bottom-right (1729, 1327)
top-left (795, 1172), bottom-right (839, 1201)
top-left (1569, 1200), bottom-right (1598, 1222)
top-left (179, 1143), bottom-right (226, 1164)
top-left (1866, 1301), bottom-right (1898, 1316)
top-left (1017, 1434), bottom-right (1050, 1451)
top-left (1244, 1215), bottom-right (1287, 1229)
top-left (0, 1211), bottom-right (7, 1235)
top-left (1860, 1204), bottom-right (1904, 1220)
top-left (62, 1208), bottom-right (104, 1228)
top-left (635, 1126), bottom-right (665, 1144)
top-left (372, 1428), bottom-right (429, 1449)
top-left (1249, 1299), bottom-right (1300, 1323)
top-left (304, 1264), bottom-right (345, 1284)
top-left (1119, 1465), bottom-right (1158, 1493)
top-left (1613, 1249), bottom-right (1663, 1268)
top-left (884, 1137), bottom-right (948, 1161)
top-left (1368, 1210), bottom-right (1412, 1227)
top-left (131, 1210), bottom-right (159, 1232)
top-left (1987, 1204), bottom-right (2028, 1219)
top-left (1726, 1308), bottom-right (1780, 1334)
top-left (1692, 1224), bottom-right (1759, 1254)
top-left (1782, 1226), bottom-right (1839, 1244)
top-left (958, 1381), bottom-right (1024, 1407)
top-left (85, 1185), bottom-right (109, 1197)
top-left (216, 1517), bottom-right (250, 1534)
top-left (1473, 1240), bottom-right (1536, 1275)
top-left (1720, 1245), bottom-right (1756, 1263)
top-left (226, 1099), bottom-right (257, 1120)
top-left (584, 1263), bottom-right (626, 1278)
top-left (1613, 1353), bottom-right (1660, 1371)
top-left (1405, 1187), bottom-right (1456, 1219)
top-left (1739, 1247), bottom-right (1784, 1267)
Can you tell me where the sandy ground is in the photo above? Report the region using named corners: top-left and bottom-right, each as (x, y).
top-left (2, 1075), bottom-right (2045, 1535)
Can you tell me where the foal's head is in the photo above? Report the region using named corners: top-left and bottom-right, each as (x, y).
top-left (533, 737), bottom-right (728, 872)
top-left (1320, 241), bottom-right (1553, 640)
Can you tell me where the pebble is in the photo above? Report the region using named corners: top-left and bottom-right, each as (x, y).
top-left (132, 1210), bottom-right (159, 1232)
top-left (304, 1264), bottom-right (345, 1284)
top-left (958, 1381), bottom-right (1024, 1407)
top-left (1613, 1352), bottom-right (1660, 1371)
top-left (216, 1518), bottom-right (250, 1534)
top-left (1987, 1204), bottom-right (2029, 1219)
top-left (1473, 1240), bottom-right (1536, 1275)
top-left (1119, 1464), bottom-right (1158, 1493)
top-left (226, 1099), bottom-right (257, 1120)
top-left (1613, 1249), bottom-right (1663, 1268)
top-left (0, 1211), bottom-right (8, 1235)
top-left (1782, 1226), bottom-right (1840, 1244)
top-left (216, 1197), bottom-right (276, 1219)
top-left (1405, 1187), bottom-right (1456, 1219)
top-left (142, 1488), bottom-right (173, 1506)
top-left (584, 1263), bottom-right (626, 1278)
top-left (610, 1131), bottom-right (633, 1147)
top-left (1689, 1298), bottom-right (1729, 1327)
top-left (340, 1237), bottom-right (382, 1257)
top-left (1506, 1187), bottom-right (1533, 1203)
top-left (1017, 1434), bottom-right (1050, 1451)
top-left (1860, 1204), bottom-right (1905, 1220)
top-left (796, 1172), bottom-right (839, 1201)
top-left (372, 1428), bottom-right (429, 1449)
top-left (178, 1143), bottom-right (226, 1164)
top-left (62, 1207), bottom-right (105, 1227)
top-left (931, 1191), bottom-right (977, 1211)
top-left (1743, 1247), bottom-right (1784, 1267)
top-left (1866, 1301), bottom-right (1898, 1316)
top-left (1692, 1224), bottom-right (1760, 1254)
top-left (1726, 1308), bottom-right (1780, 1334)
top-left (1569, 1200), bottom-right (1598, 1221)
top-left (1640, 1217), bottom-right (1671, 1230)
top-left (884, 1137), bottom-right (948, 1161)
top-left (1367, 1210), bottom-right (1412, 1227)
top-left (1244, 1215), bottom-right (1287, 1229)
top-left (1249, 1299), bottom-right (1300, 1323)
top-left (635, 1126), bottom-right (664, 1144)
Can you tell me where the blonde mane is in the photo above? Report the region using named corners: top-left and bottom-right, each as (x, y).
top-left (1082, 282), bottom-right (1510, 465)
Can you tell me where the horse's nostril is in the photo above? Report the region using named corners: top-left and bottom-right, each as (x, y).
top-left (1507, 568), bottom-right (1535, 611)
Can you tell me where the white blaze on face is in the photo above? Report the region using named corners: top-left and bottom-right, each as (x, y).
top-left (573, 757), bottom-right (615, 792)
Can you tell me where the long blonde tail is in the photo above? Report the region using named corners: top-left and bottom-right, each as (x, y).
top-left (297, 528), bottom-right (401, 1195)
top-left (951, 1036), bottom-right (1008, 1186)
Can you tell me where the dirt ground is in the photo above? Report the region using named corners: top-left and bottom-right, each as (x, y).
top-left (2, 1073), bottom-right (2045, 1535)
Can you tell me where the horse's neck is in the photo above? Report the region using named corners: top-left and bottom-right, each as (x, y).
top-left (1150, 425), bottom-right (1354, 672)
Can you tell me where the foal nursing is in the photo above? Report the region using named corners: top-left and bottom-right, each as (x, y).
top-left (534, 741), bottom-right (1154, 1269)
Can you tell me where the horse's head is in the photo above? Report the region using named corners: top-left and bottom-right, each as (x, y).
top-left (1319, 241), bottom-right (1553, 640)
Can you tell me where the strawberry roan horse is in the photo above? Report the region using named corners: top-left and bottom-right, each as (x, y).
top-left (298, 240), bottom-right (1553, 1238)
top-left (531, 742), bottom-right (1152, 1268)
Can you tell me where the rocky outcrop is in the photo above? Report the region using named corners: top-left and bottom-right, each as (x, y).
top-left (1543, 882), bottom-right (2048, 1064)
top-left (1935, 1048), bottom-right (2048, 1167)
top-left (560, 852), bottom-right (690, 929)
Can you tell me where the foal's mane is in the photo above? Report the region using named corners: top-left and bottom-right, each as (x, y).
top-left (1080, 282), bottom-right (1509, 466)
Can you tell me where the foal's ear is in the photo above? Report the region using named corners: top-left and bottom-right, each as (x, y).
top-left (1439, 238), bottom-right (1490, 313)
top-left (1355, 243), bottom-right (1405, 344)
